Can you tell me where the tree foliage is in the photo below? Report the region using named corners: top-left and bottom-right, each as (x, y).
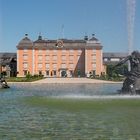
top-left (106, 64), bottom-right (128, 80)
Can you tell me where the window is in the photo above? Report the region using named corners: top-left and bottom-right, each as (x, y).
top-left (92, 63), bottom-right (96, 69)
top-left (46, 50), bottom-right (50, 53)
top-left (70, 70), bottom-right (73, 77)
top-left (104, 58), bottom-right (108, 61)
top-left (46, 55), bottom-right (50, 60)
top-left (23, 70), bottom-right (28, 76)
top-left (53, 49), bottom-right (57, 53)
top-left (62, 55), bottom-right (66, 60)
top-left (38, 55), bottom-right (43, 61)
top-left (53, 55), bottom-right (57, 60)
top-left (38, 49), bottom-right (42, 53)
top-left (92, 55), bottom-right (96, 59)
top-left (78, 49), bottom-right (82, 53)
top-left (53, 70), bottom-right (57, 76)
top-left (69, 49), bottom-right (74, 53)
top-left (39, 71), bottom-right (42, 75)
top-left (92, 50), bottom-right (96, 55)
top-left (69, 63), bottom-right (74, 69)
top-left (46, 63), bottom-right (50, 69)
top-left (46, 70), bottom-right (49, 76)
top-left (69, 55), bottom-right (74, 60)
top-left (62, 49), bottom-right (66, 53)
top-left (61, 63), bottom-right (66, 68)
top-left (110, 58), bottom-right (120, 61)
top-left (92, 70), bottom-right (96, 76)
top-left (23, 54), bottom-right (28, 60)
top-left (23, 63), bottom-right (28, 68)
top-left (53, 63), bottom-right (57, 69)
top-left (92, 53), bottom-right (96, 56)
top-left (38, 63), bottom-right (42, 68)
top-left (92, 49), bottom-right (96, 53)
top-left (23, 49), bottom-right (28, 52)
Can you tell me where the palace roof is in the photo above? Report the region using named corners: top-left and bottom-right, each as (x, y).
top-left (17, 34), bottom-right (33, 48)
top-left (17, 34), bottom-right (103, 49)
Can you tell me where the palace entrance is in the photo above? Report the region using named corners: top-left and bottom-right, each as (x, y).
top-left (59, 68), bottom-right (68, 77)
top-left (61, 70), bottom-right (67, 77)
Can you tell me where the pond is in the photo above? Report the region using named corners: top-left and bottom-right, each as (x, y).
top-left (0, 83), bottom-right (140, 140)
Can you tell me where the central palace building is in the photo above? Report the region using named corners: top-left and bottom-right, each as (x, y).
top-left (17, 34), bottom-right (105, 77)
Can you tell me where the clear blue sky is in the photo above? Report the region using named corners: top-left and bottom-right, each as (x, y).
top-left (0, 0), bottom-right (139, 52)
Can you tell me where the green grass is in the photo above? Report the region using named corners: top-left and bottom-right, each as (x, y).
top-left (6, 77), bottom-right (44, 82)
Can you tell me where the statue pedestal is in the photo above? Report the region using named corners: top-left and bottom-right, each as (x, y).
top-left (114, 51), bottom-right (140, 95)
top-left (121, 77), bottom-right (140, 95)
top-left (135, 78), bottom-right (140, 94)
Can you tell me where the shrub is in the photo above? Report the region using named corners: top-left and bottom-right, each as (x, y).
top-left (26, 73), bottom-right (32, 79)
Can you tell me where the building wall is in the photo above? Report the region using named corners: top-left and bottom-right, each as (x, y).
top-left (17, 48), bottom-right (33, 77)
top-left (17, 46), bottom-right (103, 77)
top-left (33, 48), bottom-right (85, 77)
top-left (0, 53), bottom-right (17, 77)
top-left (17, 37), bottom-right (103, 77)
top-left (85, 48), bottom-right (102, 76)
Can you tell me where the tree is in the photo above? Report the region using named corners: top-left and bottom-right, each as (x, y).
top-left (106, 64), bottom-right (128, 80)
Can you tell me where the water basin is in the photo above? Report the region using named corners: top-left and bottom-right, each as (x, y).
top-left (0, 83), bottom-right (140, 139)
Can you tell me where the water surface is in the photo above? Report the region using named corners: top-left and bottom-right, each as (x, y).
top-left (0, 83), bottom-right (140, 139)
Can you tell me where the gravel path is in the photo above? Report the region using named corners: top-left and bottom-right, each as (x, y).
top-left (32, 78), bottom-right (122, 84)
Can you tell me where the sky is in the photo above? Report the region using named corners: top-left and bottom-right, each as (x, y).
top-left (0, 0), bottom-right (139, 52)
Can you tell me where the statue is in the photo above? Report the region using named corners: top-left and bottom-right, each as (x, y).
top-left (0, 77), bottom-right (10, 88)
top-left (114, 51), bottom-right (140, 94)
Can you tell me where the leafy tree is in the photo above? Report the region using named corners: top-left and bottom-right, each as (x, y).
top-left (106, 64), bottom-right (128, 80)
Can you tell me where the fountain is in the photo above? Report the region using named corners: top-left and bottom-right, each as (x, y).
top-left (0, 83), bottom-right (140, 139)
top-left (114, 51), bottom-right (140, 94)
top-left (0, 1), bottom-right (139, 139)
top-left (114, 0), bottom-right (138, 94)
top-left (127, 0), bottom-right (136, 54)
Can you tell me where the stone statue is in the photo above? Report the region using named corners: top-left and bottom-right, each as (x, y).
top-left (0, 77), bottom-right (10, 88)
top-left (114, 51), bottom-right (140, 94)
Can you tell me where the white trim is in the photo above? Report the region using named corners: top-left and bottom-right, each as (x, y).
top-left (59, 70), bottom-right (61, 77)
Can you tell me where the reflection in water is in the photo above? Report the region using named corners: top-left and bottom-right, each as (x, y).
top-left (0, 83), bottom-right (140, 139)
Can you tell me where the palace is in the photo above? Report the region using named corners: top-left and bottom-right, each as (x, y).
top-left (17, 34), bottom-right (105, 77)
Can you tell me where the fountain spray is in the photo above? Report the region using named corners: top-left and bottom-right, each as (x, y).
top-left (127, 0), bottom-right (136, 70)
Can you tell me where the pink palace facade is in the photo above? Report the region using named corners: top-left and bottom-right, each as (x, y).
top-left (17, 34), bottom-right (105, 77)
